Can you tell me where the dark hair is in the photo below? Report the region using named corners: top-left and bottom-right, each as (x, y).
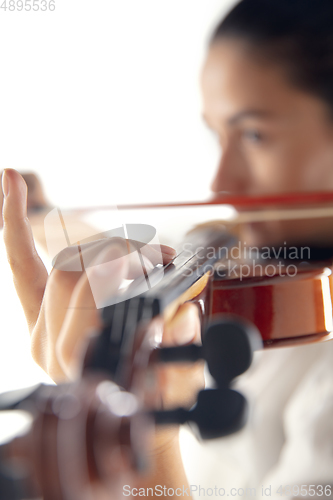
top-left (211, 0), bottom-right (333, 115)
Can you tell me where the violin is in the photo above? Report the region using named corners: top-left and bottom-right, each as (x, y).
top-left (111, 191), bottom-right (333, 347)
top-left (1, 192), bottom-right (333, 499)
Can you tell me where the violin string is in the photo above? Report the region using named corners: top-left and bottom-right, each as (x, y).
top-left (106, 304), bottom-right (115, 343)
top-left (110, 301), bottom-right (126, 345)
top-left (163, 252), bottom-right (183, 270)
top-left (115, 297), bottom-right (142, 386)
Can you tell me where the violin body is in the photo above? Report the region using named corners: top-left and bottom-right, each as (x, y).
top-left (210, 263), bottom-right (333, 347)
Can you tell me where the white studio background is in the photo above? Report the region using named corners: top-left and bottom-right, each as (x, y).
top-left (0, 0), bottom-right (238, 208)
top-left (0, 0), bottom-right (236, 436)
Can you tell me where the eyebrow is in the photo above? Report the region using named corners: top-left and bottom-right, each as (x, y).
top-left (202, 109), bottom-right (276, 128)
top-left (228, 109), bottom-right (275, 126)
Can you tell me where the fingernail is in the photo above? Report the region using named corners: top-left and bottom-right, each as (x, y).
top-left (2, 170), bottom-right (9, 198)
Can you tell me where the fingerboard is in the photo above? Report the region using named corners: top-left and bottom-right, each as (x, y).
top-left (85, 227), bottom-right (237, 385)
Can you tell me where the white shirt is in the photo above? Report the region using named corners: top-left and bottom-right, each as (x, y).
top-left (181, 341), bottom-right (333, 499)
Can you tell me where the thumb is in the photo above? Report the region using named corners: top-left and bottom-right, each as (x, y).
top-left (2, 169), bottom-right (48, 331)
top-left (163, 302), bottom-right (201, 347)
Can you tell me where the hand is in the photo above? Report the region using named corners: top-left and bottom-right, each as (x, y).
top-left (1, 168), bottom-right (202, 497)
top-left (1, 169), bottom-right (203, 393)
top-left (0, 170), bottom-right (49, 229)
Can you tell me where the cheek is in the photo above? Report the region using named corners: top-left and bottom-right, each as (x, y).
top-left (246, 138), bottom-right (333, 194)
top-left (282, 141), bottom-right (333, 191)
top-left (271, 124), bottom-right (333, 191)
top-left (298, 148), bottom-right (333, 190)
top-left (244, 147), bottom-right (297, 193)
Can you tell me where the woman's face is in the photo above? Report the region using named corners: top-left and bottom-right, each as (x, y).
top-left (201, 39), bottom-right (333, 197)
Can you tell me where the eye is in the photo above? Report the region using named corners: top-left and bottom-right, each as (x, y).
top-left (242, 129), bottom-right (264, 144)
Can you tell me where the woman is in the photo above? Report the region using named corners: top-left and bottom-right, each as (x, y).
top-left (2, 0), bottom-right (333, 497)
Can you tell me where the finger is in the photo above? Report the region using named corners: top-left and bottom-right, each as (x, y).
top-left (56, 244), bottom-right (129, 379)
top-left (156, 304), bottom-right (204, 408)
top-left (140, 243), bottom-right (176, 265)
top-left (2, 169), bottom-right (48, 330)
top-left (52, 237), bottom-right (152, 278)
top-left (82, 239), bottom-right (175, 266)
top-left (53, 237), bottom-right (171, 279)
top-left (163, 302), bottom-right (201, 347)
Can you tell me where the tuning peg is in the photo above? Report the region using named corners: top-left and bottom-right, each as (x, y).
top-left (153, 387), bottom-right (247, 439)
top-left (156, 317), bottom-right (262, 386)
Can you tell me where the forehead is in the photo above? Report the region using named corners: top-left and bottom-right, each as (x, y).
top-left (200, 40), bottom-right (324, 125)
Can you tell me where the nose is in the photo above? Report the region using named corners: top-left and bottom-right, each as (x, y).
top-left (210, 142), bottom-right (250, 195)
